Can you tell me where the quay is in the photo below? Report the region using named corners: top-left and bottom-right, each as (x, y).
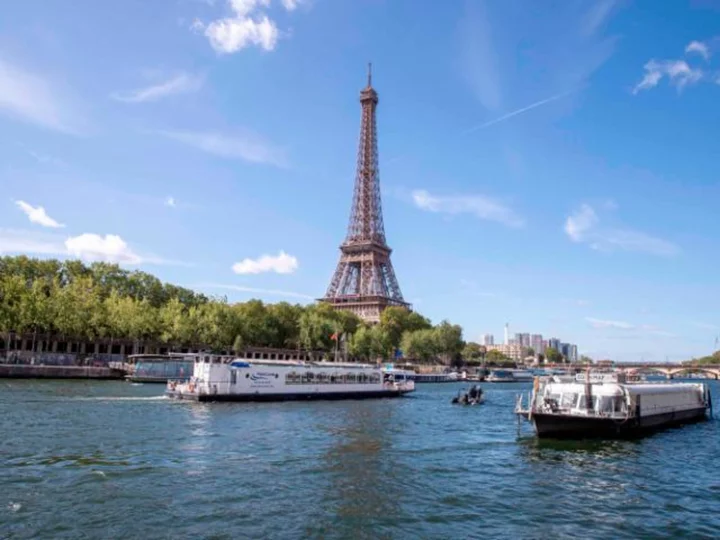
top-left (0, 364), bottom-right (123, 380)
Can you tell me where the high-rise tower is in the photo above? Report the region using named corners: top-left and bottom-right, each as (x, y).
top-left (321, 65), bottom-right (408, 323)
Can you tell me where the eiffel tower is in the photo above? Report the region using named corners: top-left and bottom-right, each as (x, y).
top-left (321, 65), bottom-right (409, 323)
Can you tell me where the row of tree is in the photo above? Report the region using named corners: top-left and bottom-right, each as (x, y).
top-left (684, 351), bottom-right (720, 365)
top-left (0, 256), bottom-right (466, 362)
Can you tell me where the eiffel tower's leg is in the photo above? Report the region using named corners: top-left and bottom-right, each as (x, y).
top-left (383, 259), bottom-right (404, 302)
top-left (325, 261), bottom-right (348, 298)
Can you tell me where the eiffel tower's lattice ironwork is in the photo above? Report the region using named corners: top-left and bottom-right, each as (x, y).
top-left (321, 65), bottom-right (409, 323)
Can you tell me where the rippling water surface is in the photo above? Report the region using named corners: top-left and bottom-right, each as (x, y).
top-left (1, 379), bottom-right (718, 539)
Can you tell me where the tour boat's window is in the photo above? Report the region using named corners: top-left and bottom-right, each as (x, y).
top-left (598, 396), bottom-right (615, 414)
top-left (346, 373), bottom-right (357, 383)
top-left (577, 395), bottom-right (597, 411)
top-left (561, 393), bottom-right (578, 409)
top-left (317, 373), bottom-right (328, 384)
top-left (370, 373), bottom-right (381, 384)
top-left (204, 356), bottom-right (210, 363)
top-left (262, 353), bottom-right (268, 359)
top-left (270, 354), bottom-right (276, 360)
top-left (230, 370), bottom-right (236, 385)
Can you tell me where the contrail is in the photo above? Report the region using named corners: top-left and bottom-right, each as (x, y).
top-left (462, 89), bottom-right (575, 135)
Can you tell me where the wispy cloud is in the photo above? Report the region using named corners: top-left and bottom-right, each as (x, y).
top-left (685, 40), bottom-right (710, 61)
top-left (462, 90), bottom-right (573, 134)
top-left (111, 73), bottom-right (204, 103)
top-left (0, 228), bottom-right (182, 266)
top-left (632, 39), bottom-right (718, 94)
top-left (691, 322), bottom-right (719, 331)
top-left (565, 203), bottom-right (679, 256)
top-left (232, 251), bottom-right (298, 275)
top-left (193, 0), bottom-right (304, 54)
top-left (165, 196), bottom-right (177, 208)
top-left (158, 129), bottom-right (286, 167)
top-left (633, 59), bottom-right (702, 94)
top-left (459, 1), bottom-right (620, 115)
top-left (411, 189), bottom-right (523, 228)
top-left (195, 282), bottom-right (313, 300)
top-left (586, 317), bottom-right (633, 330)
top-left (14, 200), bottom-right (64, 228)
top-left (586, 317), bottom-right (676, 337)
top-left (0, 57), bottom-right (80, 134)
top-left (458, 0), bottom-right (501, 111)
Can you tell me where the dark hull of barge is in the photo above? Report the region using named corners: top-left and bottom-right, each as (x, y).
top-left (524, 407), bottom-right (708, 439)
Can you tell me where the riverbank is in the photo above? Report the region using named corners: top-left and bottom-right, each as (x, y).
top-left (0, 364), bottom-right (123, 380)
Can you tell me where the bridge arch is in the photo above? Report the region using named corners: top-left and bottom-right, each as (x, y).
top-left (668, 366), bottom-right (720, 380)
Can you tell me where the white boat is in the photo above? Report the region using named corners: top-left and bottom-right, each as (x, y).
top-left (486, 369), bottom-right (533, 382)
top-left (413, 372), bottom-right (458, 383)
top-left (166, 354), bottom-right (415, 402)
top-left (515, 371), bottom-right (712, 438)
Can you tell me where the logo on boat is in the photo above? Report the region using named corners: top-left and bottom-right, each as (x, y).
top-left (250, 372), bottom-right (278, 381)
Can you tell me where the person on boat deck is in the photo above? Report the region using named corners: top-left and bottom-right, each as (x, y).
top-left (468, 385), bottom-right (479, 400)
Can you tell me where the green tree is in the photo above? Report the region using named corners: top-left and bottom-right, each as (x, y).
top-left (433, 320), bottom-right (464, 364)
top-left (401, 329), bottom-right (439, 363)
top-left (579, 355), bottom-right (594, 364)
top-left (545, 347), bottom-right (563, 364)
top-left (462, 342), bottom-right (484, 364)
top-left (485, 349), bottom-right (511, 365)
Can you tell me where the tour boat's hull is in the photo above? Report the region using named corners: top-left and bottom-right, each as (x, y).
top-left (527, 407), bottom-right (708, 439)
top-left (166, 389), bottom-right (412, 402)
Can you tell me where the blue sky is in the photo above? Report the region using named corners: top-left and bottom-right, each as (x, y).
top-left (1, 0), bottom-right (719, 362)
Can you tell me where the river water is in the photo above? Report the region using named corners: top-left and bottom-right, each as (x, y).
top-left (1, 379), bottom-right (718, 539)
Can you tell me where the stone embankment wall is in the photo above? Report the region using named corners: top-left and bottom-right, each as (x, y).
top-left (0, 364), bottom-right (123, 379)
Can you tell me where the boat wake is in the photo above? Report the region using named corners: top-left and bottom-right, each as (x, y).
top-left (74, 396), bottom-right (168, 402)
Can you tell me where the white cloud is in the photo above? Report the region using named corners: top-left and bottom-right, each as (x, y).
top-left (194, 0), bottom-right (280, 54)
top-left (281, 0), bottom-right (301, 10)
top-left (685, 40), bottom-right (710, 61)
top-left (194, 282), bottom-right (312, 300)
top-left (564, 203), bottom-right (597, 241)
top-left (111, 73), bottom-right (204, 103)
top-left (159, 129), bottom-right (285, 166)
top-left (15, 200), bottom-right (65, 228)
top-left (586, 317), bottom-right (634, 330)
top-left (165, 196), bottom-right (177, 208)
top-left (633, 59), bottom-right (703, 94)
top-left (564, 203), bottom-right (679, 256)
top-left (65, 234), bottom-right (142, 264)
top-left (411, 189), bottom-right (523, 228)
top-left (232, 251), bottom-right (298, 275)
top-left (0, 58), bottom-right (78, 133)
top-left (0, 228), bottom-right (181, 266)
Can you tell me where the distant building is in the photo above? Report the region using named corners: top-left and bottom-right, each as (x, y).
top-left (481, 334), bottom-right (494, 346)
top-left (531, 334), bottom-right (544, 354)
top-left (515, 333), bottom-right (531, 348)
top-left (485, 343), bottom-right (525, 361)
top-left (548, 338), bottom-right (561, 352)
top-left (569, 344), bottom-right (578, 363)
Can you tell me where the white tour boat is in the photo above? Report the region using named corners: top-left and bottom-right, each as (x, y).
top-left (515, 371), bottom-right (713, 438)
top-left (486, 369), bottom-right (534, 383)
top-left (166, 354), bottom-right (415, 402)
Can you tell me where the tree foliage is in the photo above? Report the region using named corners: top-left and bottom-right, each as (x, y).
top-left (544, 347), bottom-right (563, 363)
top-left (0, 256), bottom-right (466, 360)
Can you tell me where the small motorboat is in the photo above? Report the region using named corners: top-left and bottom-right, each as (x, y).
top-left (451, 385), bottom-right (484, 405)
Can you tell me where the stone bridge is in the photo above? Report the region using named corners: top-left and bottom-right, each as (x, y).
top-left (621, 364), bottom-right (720, 380)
